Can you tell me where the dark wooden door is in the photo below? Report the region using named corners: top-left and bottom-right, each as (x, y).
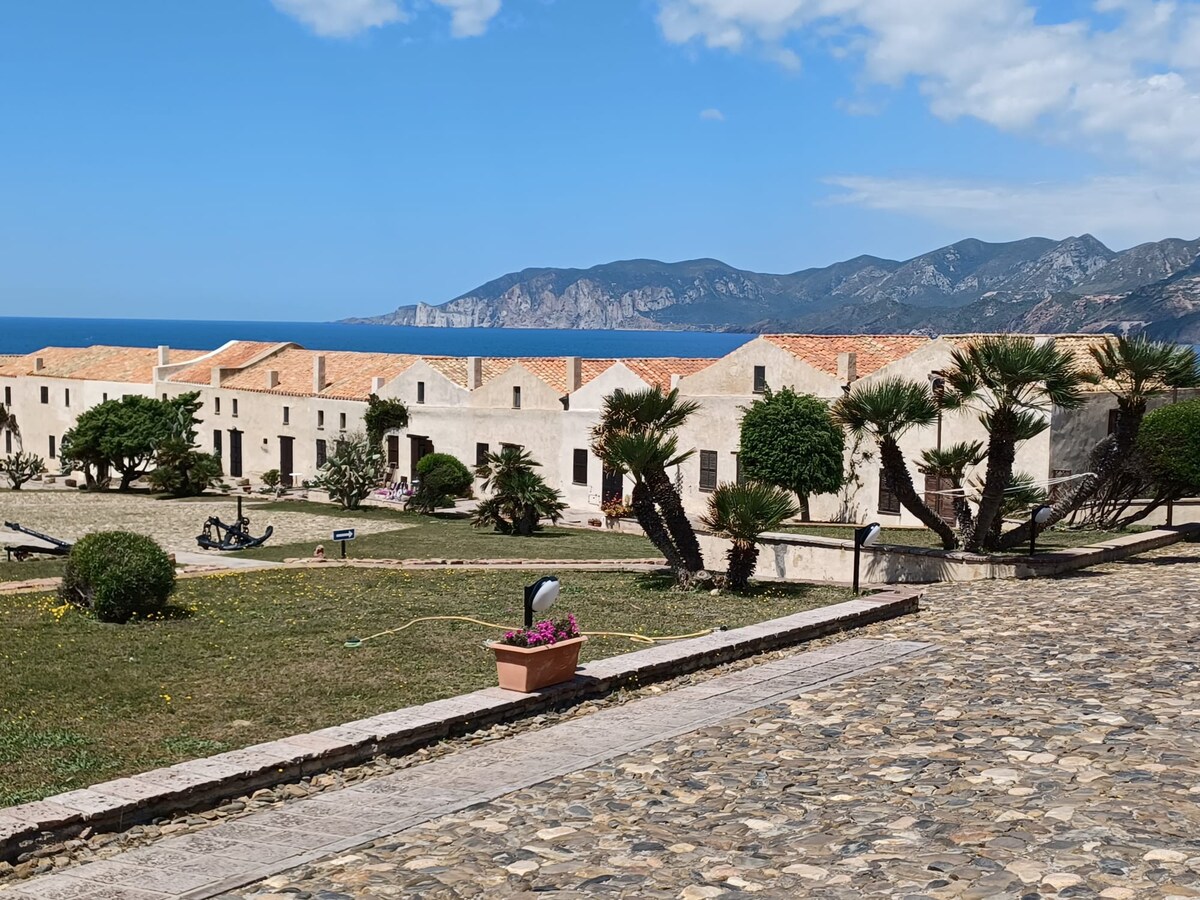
top-left (387, 435), bottom-right (400, 470)
top-left (409, 436), bottom-right (434, 482)
top-left (228, 430), bottom-right (243, 478)
top-left (279, 437), bottom-right (294, 487)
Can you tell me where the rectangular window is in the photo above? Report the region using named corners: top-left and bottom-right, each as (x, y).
top-left (213, 429), bottom-right (222, 458)
top-left (753, 365), bottom-right (767, 394)
top-left (317, 410), bottom-right (324, 429)
top-left (512, 386), bottom-right (521, 409)
top-left (64, 388), bottom-right (70, 407)
top-left (699, 450), bottom-right (718, 492)
top-left (40, 386), bottom-right (48, 404)
top-left (316, 439), bottom-right (328, 468)
top-left (3, 386), bottom-right (9, 405)
top-left (232, 398), bottom-right (239, 418)
top-left (1107, 408), bottom-right (1119, 435)
top-left (878, 467), bottom-right (902, 515)
top-left (214, 397), bottom-right (220, 415)
top-left (572, 449), bottom-right (588, 485)
top-left (4, 431), bottom-right (11, 454)
top-left (102, 393), bottom-right (108, 402)
top-left (339, 412), bottom-right (347, 430)
top-left (417, 381), bottom-right (425, 404)
top-left (48, 435), bottom-right (56, 459)
top-left (476, 442), bottom-right (489, 466)
top-left (283, 406), bottom-right (290, 425)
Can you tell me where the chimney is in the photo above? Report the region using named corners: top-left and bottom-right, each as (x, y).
top-left (565, 356), bottom-right (583, 393)
top-left (33, 357), bottom-right (44, 372)
top-left (210, 366), bottom-right (222, 387)
top-left (313, 355), bottom-right (326, 394)
top-left (837, 351), bottom-right (858, 385)
top-left (266, 370), bottom-right (280, 389)
top-left (670, 374), bottom-right (682, 389)
top-left (467, 356), bottom-right (483, 390)
top-left (157, 345), bottom-right (170, 366)
top-left (371, 376), bottom-right (385, 393)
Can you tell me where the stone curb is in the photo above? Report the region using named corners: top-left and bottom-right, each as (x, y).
top-left (0, 588), bottom-right (919, 863)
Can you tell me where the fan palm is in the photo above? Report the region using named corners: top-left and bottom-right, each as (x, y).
top-left (917, 440), bottom-right (985, 533)
top-left (603, 430), bottom-right (690, 571)
top-left (701, 481), bottom-right (799, 590)
top-left (1005, 337), bottom-right (1200, 541)
top-left (941, 336), bottom-right (1091, 552)
top-left (832, 377), bottom-right (958, 550)
top-left (473, 447), bottom-right (566, 536)
top-left (592, 387), bottom-right (706, 579)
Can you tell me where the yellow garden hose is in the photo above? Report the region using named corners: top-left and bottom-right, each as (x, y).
top-left (343, 615), bottom-right (723, 649)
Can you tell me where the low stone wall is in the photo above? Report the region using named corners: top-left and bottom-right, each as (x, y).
top-left (699, 524), bottom-right (1200, 585)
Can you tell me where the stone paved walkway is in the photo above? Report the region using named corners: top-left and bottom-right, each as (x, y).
top-left (5, 544), bottom-right (1200, 899)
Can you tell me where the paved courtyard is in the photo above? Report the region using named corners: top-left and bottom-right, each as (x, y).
top-left (0, 491), bottom-right (404, 556)
top-left (3, 542), bottom-right (1199, 899)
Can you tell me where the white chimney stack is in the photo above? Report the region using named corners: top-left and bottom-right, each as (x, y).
top-left (33, 357), bottom-right (44, 372)
top-left (371, 376), bottom-right (385, 393)
top-left (157, 345), bottom-right (170, 366)
top-left (210, 367), bottom-right (222, 387)
top-left (837, 351), bottom-right (858, 385)
top-left (467, 357), bottom-right (483, 390)
top-left (266, 370), bottom-right (280, 389)
top-left (313, 355), bottom-right (327, 394)
top-left (670, 374), bottom-right (682, 389)
top-left (566, 357), bottom-right (583, 393)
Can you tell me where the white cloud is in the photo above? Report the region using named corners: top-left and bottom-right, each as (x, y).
top-left (654, 0), bottom-right (1200, 164)
top-left (271, 0), bottom-right (503, 38)
top-left (825, 173), bottom-right (1200, 249)
top-left (271, 0), bottom-right (406, 37)
top-left (699, 107), bottom-right (726, 121)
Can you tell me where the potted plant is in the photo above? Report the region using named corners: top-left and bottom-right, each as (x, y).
top-left (600, 497), bottom-right (632, 529)
top-left (488, 614), bottom-right (586, 692)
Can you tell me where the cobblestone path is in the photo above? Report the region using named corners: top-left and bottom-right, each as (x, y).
top-left (227, 545), bottom-right (1200, 900)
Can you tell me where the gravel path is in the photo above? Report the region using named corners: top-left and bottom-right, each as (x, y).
top-left (225, 544), bottom-right (1200, 900)
top-left (0, 491), bottom-right (405, 556)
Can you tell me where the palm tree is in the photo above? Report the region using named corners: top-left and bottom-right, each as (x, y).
top-left (603, 431), bottom-right (688, 572)
top-left (941, 336), bottom-right (1091, 552)
top-left (917, 440), bottom-right (985, 534)
top-left (701, 481), bottom-right (799, 590)
top-left (833, 377), bottom-right (959, 550)
top-left (473, 446), bottom-right (566, 536)
top-left (592, 387), bottom-right (706, 578)
top-left (1004, 336), bottom-right (1200, 541)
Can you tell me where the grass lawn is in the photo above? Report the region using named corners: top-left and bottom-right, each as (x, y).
top-left (238, 508), bottom-right (658, 563)
top-left (775, 524), bottom-right (1143, 553)
top-left (0, 567), bottom-right (847, 806)
top-left (0, 557), bottom-right (67, 583)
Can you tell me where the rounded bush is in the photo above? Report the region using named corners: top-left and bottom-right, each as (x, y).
top-left (1137, 398), bottom-right (1200, 496)
top-left (60, 531), bottom-right (176, 623)
top-left (411, 453), bottom-right (473, 512)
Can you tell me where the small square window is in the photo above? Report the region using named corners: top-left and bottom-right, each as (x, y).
top-left (476, 442), bottom-right (489, 466)
top-left (752, 365), bottom-right (766, 394)
top-left (699, 450), bottom-right (718, 491)
top-left (417, 381), bottom-right (426, 404)
top-left (512, 386), bottom-right (522, 409)
top-left (572, 449), bottom-right (588, 485)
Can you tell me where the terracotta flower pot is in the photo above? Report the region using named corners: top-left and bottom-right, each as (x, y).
top-left (488, 635), bottom-right (587, 693)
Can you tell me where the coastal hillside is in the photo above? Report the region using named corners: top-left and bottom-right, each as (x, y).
top-left (344, 235), bottom-right (1200, 340)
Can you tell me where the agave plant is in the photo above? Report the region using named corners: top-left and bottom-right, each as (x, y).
top-left (941, 336), bottom-right (1092, 552)
top-left (833, 377), bottom-right (958, 550)
top-left (701, 481), bottom-right (799, 590)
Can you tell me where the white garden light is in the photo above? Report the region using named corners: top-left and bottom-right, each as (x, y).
top-left (852, 522), bottom-right (882, 595)
top-left (524, 576), bottom-right (561, 628)
top-left (1029, 504), bottom-right (1053, 555)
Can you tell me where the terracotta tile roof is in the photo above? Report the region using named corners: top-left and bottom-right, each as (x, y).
top-left (168, 341), bottom-right (292, 385)
top-left (624, 358), bottom-right (717, 389)
top-left (219, 348), bottom-right (422, 400)
top-left (762, 334), bottom-right (931, 377)
top-left (0, 346), bottom-right (207, 383)
top-left (942, 333), bottom-right (1113, 386)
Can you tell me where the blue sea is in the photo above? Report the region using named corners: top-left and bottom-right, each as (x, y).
top-left (0, 317), bottom-right (755, 359)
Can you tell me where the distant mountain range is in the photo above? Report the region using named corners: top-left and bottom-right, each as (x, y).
top-left (343, 235), bottom-right (1200, 341)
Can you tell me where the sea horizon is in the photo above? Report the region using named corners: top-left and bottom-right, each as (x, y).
top-left (0, 316), bottom-right (756, 359)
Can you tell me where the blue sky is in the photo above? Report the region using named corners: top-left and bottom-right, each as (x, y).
top-left (1, 0), bottom-right (1198, 320)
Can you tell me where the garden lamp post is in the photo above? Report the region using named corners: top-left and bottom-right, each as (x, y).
top-left (524, 575), bottom-right (561, 628)
top-left (852, 522), bottom-right (882, 595)
top-left (1029, 504), bottom-right (1052, 556)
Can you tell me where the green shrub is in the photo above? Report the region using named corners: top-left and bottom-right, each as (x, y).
top-left (261, 469), bottom-right (282, 489)
top-left (60, 532), bottom-right (176, 623)
top-left (1137, 399), bottom-right (1200, 496)
top-left (410, 452), bottom-right (474, 514)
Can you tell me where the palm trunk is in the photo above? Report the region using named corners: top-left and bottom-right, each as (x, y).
top-left (967, 415), bottom-right (1017, 553)
top-left (648, 468), bottom-right (705, 573)
top-left (879, 438), bottom-right (958, 550)
top-left (630, 480), bottom-right (685, 572)
top-left (726, 541), bottom-right (758, 591)
top-left (798, 495), bottom-right (811, 522)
